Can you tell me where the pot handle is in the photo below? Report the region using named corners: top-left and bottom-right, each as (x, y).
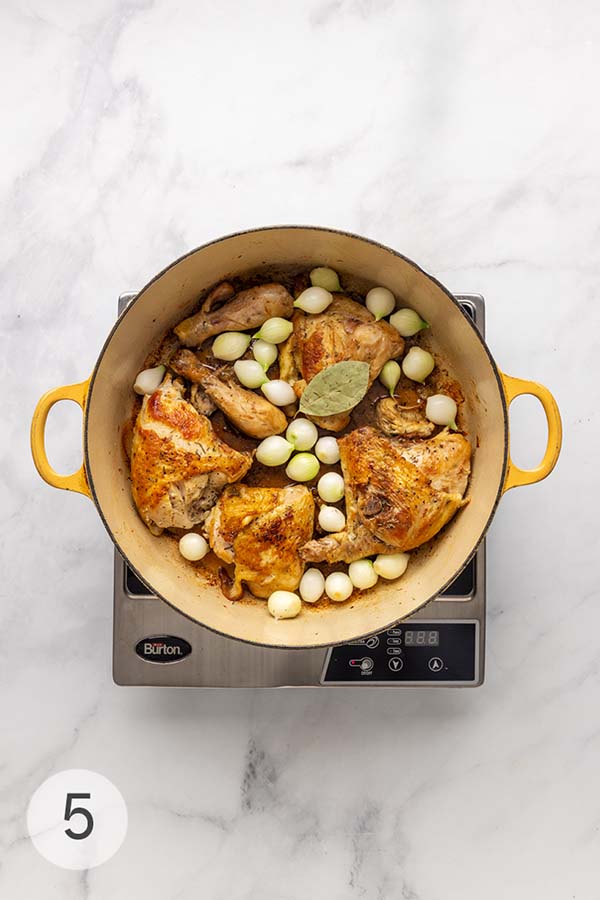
top-left (500, 372), bottom-right (562, 492)
top-left (30, 378), bottom-right (92, 498)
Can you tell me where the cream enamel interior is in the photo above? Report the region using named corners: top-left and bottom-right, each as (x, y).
top-left (85, 227), bottom-right (507, 648)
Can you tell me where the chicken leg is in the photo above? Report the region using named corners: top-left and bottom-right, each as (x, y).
top-left (174, 283), bottom-right (294, 347)
top-left (170, 349), bottom-right (288, 438)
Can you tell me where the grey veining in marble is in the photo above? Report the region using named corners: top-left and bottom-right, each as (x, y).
top-left (2, 0), bottom-right (600, 897)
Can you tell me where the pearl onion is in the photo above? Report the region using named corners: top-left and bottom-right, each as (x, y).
top-left (373, 552), bottom-right (410, 580)
top-left (133, 365), bottom-right (165, 395)
top-left (286, 418), bottom-right (318, 451)
top-left (318, 506), bottom-right (346, 533)
top-left (310, 267), bottom-right (341, 292)
top-left (212, 332), bottom-right (251, 361)
top-left (314, 436), bottom-right (340, 465)
top-left (325, 572), bottom-right (354, 602)
top-left (255, 435), bottom-right (294, 466)
top-left (389, 308), bottom-right (428, 337)
top-left (267, 590), bottom-right (302, 619)
top-left (178, 533), bottom-right (209, 561)
top-left (254, 317), bottom-right (293, 344)
top-left (317, 472), bottom-right (345, 503)
top-left (379, 360), bottom-right (401, 396)
top-left (261, 379), bottom-right (297, 406)
top-left (366, 286), bottom-right (396, 320)
top-left (401, 347), bottom-right (435, 383)
top-left (425, 394), bottom-right (458, 429)
top-left (294, 286), bottom-right (333, 314)
top-left (233, 359), bottom-right (268, 389)
top-left (252, 339), bottom-right (278, 370)
top-left (348, 559), bottom-right (378, 590)
top-left (286, 452), bottom-right (320, 482)
top-left (299, 568), bottom-right (325, 604)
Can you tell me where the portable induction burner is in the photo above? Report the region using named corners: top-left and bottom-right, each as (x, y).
top-left (113, 293), bottom-right (486, 688)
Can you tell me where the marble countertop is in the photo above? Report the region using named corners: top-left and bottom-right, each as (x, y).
top-left (2, 0), bottom-right (599, 897)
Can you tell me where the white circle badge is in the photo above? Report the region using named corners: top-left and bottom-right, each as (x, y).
top-left (27, 769), bottom-right (127, 869)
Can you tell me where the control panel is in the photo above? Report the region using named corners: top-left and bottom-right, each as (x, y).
top-left (321, 622), bottom-right (478, 685)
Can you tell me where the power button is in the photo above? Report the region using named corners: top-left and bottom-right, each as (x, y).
top-left (349, 657), bottom-right (374, 673)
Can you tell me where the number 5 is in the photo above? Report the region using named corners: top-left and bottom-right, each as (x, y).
top-left (64, 793), bottom-right (94, 840)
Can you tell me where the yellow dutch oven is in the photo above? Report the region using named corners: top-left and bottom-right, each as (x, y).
top-left (31, 227), bottom-right (562, 648)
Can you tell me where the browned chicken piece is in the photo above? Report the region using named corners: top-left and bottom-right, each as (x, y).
top-left (189, 383), bottom-right (217, 417)
top-left (376, 398), bottom-right (435, 437)
top-left (398, 430), bottom-right (471, 495)
top-left (174, 283), bottom-right (294, 347)
top-left (130, 376), bottom-right (252, 533)
top-left (171, 349), bottom-right (287, 438)
top-left (278, 333), bottom-right (300, 383)
top-left (206, 484), bottom-right (315, 599)
top-left (287, 296), bottom-right (405, 431)
top-left (301, 427), bottom-right (471, 563)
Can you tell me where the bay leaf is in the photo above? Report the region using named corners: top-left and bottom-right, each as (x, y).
top-left (299, 360), bottom-right (370, 417)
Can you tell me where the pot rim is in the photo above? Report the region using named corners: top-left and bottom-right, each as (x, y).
top-left (83, 224), bottom-right (509, 649)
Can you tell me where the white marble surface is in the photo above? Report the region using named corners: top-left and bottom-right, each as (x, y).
top-left (2, 0), bottom-right (599, 896)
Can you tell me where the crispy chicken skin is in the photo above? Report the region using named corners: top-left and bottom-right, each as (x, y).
top-left (174, 283), bottom-right (294, 347)
top-left (376, 397), bottom-right (435, 437)
top-left (301, 427), bottom-right (471, 563)
top-left (285, 296), bottom-right (405, 431)
top-left (206, 484), bottom-right (315, 599)
top-left (171, 349), bottom-right (287, 438)
top-left (130, 375), bottom-right (251, 532)
top-left (397, 431), bottom-right (471, 495)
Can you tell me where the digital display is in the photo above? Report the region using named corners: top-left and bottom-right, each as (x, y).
top-left (404, 630), bottom-right (439, 647)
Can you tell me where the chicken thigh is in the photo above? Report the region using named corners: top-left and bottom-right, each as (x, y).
top-left (206, 484), bottom-right (315, 599)
top-left (130, 375), bottom-right (252, 532)
top-left (170, 349), bottom-right (288, 438)
top-left (301, 427), bottom-right (471, 563)
top-left (174, 283), bottom-right (294, 347)
top-left (281, 296), bottom-right (405, 431)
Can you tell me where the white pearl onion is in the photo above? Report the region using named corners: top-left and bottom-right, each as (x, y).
top-left (366, 286), bottom-right (396, 320)
top-left (299, 568), bottom-right (325, 604)
top-left (233, 359), bottom-right (268, 389)
top-left (178, 533), bottom-right (209, 561)
top-left (134, 365), bottom-right (165, 395)
top-left (261, 379), bottom-right (297, 406)
top-left (318, 506), bottom-right (346, 533)
top-left (317, 472), bottom-right (345, 503)
top-left (285, 452), bottom-right (320, 482)
top-left (255, 317), bottom-right (293, 344)
top-left (379, 360), bottom-right (401, 396)
top-left (255, 435), bottom-right (294, 466)
top-left (212, 331), bottom-right (251, 361)
top-left (294, 286), bottom-right (333, 314)
top-left (310, 267), bottom-right (341, 291)
top-left (389, 308), bottom-right (428, 337)
top-left (401, 347), bottom-right (435, 383)
top-left (314, 436), bottom-right (340, 465)
top-left (252, 339), bottom-right (278, 370)
top-left (373, 552), bottom-right (410, 580)
top-left (425, 394), bottom-right (458, 428)
top-left (268, 590), bottom-right (302, 619)
top-left (286, 418), bottom-right (318, 451)
top-left (325, 572), bottom-right (354, 602)
top-left (348, 559), bottom-right (378, 590)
